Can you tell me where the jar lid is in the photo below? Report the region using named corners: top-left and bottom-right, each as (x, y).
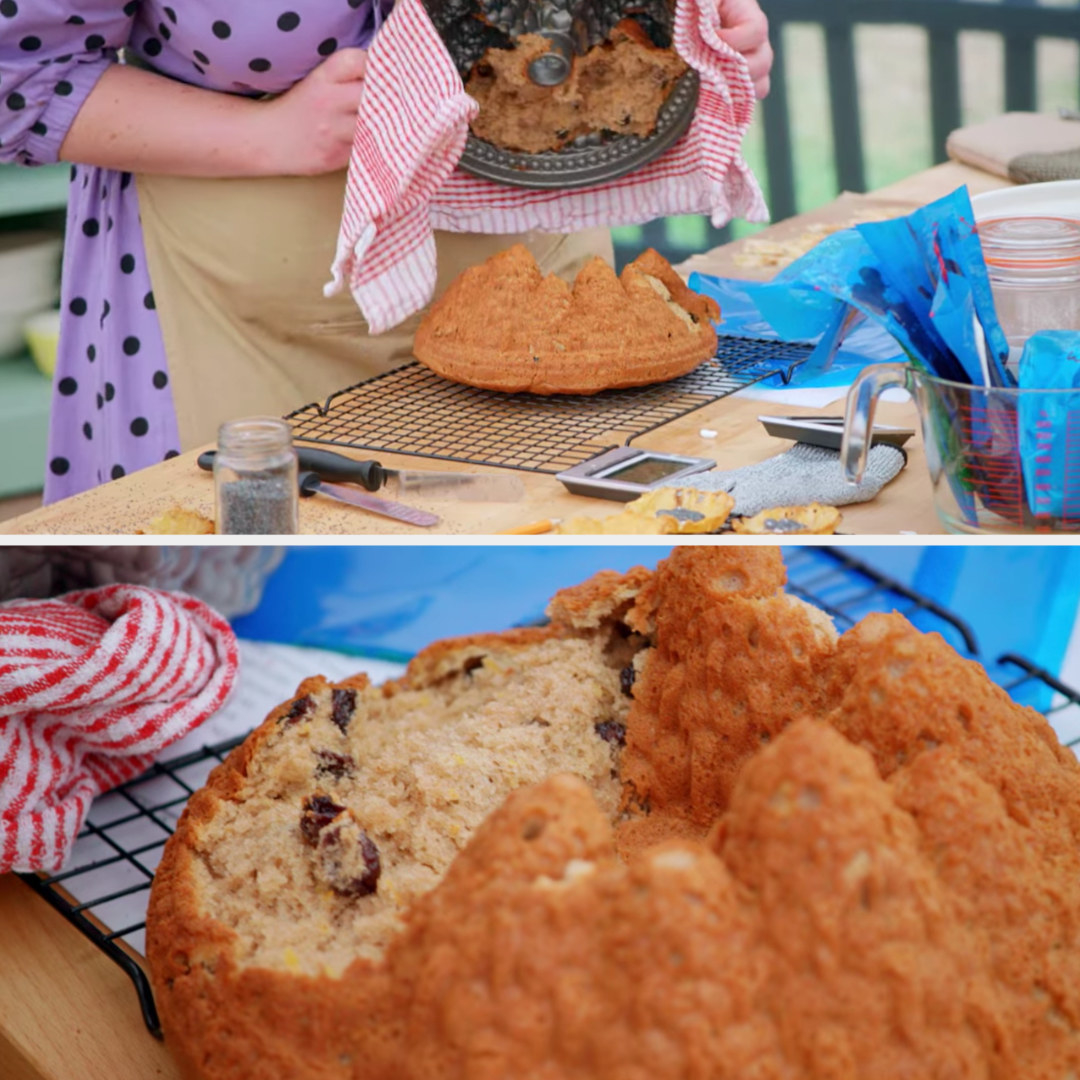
top-left (217, 417), bottom-right (295, 462)
top-left (980, 216), bottom-right (1080, 270)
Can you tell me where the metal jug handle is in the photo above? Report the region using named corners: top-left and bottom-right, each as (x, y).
top-left (842, 363), bottom-right (911, 484)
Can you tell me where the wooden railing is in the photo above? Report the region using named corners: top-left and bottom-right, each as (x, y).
top-left (619, 0), bottom-right (1080, 267)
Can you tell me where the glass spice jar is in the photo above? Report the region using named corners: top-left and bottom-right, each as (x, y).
top-left (214, 418), bottom-right (298, 535)
top-left (980, 216), bottom-right (1080, 367)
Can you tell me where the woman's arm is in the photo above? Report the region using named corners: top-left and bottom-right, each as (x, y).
top-left (0, 0), bottom-right (136, 169)
top-left (0, 1), bottom-right (367, 178)
top-left (57, 65), bottom-right (276, 178)
top-left (60, 51), bottom-right (369, 178)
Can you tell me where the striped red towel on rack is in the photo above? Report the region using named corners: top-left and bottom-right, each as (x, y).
top-left (0, 585), bottom-right (239, 874)
top-left (327, 0), bottom-right (768, 333)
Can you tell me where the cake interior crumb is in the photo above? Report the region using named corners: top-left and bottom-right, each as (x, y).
top-left (189, 632), bottom-right (644, 977)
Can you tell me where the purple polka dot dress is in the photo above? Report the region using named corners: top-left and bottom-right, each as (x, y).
top-left (0, 1), bottom-right (392, 503)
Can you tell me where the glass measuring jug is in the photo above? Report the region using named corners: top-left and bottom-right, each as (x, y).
top-left (981, 216), bottom-right (1080, 365)
top-left (842, 364), bottom-right (1080, 534)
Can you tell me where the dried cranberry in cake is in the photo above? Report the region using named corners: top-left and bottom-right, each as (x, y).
top-left (300, 793), bottom-right (345, 846)
top-left (281, 694), bottom-right (314, 725)
top-left (317, 815), bottom-right (382, 898)
top-left (315, 750), bottom-right (356, 780)
top-left (595, 720), bottom-right (626, 746)
top-left (331, 689), bottom-right (357, 733)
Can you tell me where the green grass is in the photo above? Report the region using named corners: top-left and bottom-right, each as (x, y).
top-left (615, 15), bottom-right (1080, 262)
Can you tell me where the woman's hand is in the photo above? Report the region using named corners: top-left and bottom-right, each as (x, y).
top-left (717, 0), bottom-right (774, 99)
top-left (256, 48), bottom-right (369, 176)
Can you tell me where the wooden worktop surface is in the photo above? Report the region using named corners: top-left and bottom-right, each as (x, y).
top-left (1, 393), bottom-right (936, 536)
top-left (3, 162), bottom-right (1010, 538)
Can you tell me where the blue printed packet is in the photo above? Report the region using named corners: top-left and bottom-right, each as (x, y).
top-left (690, 186), bottom-right (1013, 388)
top-left (1018, 331), bottom-right (1080, 521)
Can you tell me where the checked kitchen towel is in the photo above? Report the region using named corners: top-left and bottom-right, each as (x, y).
top-left (327, 0), bottom-right (768, 333)
top-left (0, 585), bottom-right (239, 874)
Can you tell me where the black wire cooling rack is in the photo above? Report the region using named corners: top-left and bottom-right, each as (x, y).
top-left (16, 547), bottom-right (1080, 1039)
top-left (285, 337), bottom-right (814, 474)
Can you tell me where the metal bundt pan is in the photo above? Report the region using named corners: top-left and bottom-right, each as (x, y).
top-left (425, 0), bottom-right (697, 189)
top-left (458, 70), bottom-right (699, 189)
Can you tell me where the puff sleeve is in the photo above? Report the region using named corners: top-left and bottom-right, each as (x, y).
top-left (0, 0), bottom-right (137, 166)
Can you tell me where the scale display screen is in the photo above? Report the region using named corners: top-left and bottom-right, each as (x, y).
top-left (556, 446), bottom-right (717, 502)
top-left (600, 457), bottom-right (692, 485)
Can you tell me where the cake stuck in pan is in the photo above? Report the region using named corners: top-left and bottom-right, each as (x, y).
top-left (425, 0), bottom-right (701, 186)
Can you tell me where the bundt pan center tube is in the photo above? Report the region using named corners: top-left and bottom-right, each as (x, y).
top-left (148, 547), bottom-right (1080, 1080)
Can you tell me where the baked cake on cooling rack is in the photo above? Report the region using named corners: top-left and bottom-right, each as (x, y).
top-left (148, 546), bottom-right (1080, 1080)
top-left (412, 244), bottom-right (720, 394)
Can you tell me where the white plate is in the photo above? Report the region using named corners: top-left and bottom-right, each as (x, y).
top-left (972, 179), bottom-right (1080, 222)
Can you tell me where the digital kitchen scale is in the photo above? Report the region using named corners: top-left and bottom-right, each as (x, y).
top-left (556, 446), bottom-right (716, 501)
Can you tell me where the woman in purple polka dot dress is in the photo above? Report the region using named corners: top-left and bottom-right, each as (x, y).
top-left (1, 0), bottom-right (773, 506)
top-left (0, 0), bottom-right (392, 502)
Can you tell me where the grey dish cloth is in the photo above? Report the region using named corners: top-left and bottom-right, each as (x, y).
top-left (0, 547), bottom-right (285, 617)
top-left (1009, 147), bottom-right (1080, 184)
top-left (676, 442), bottom-right (907, 518)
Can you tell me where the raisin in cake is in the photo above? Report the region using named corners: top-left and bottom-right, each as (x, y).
top-left (412, 244), bottom-right (720, 394)
top-left (148, 548), bottom-right (1080, 1080)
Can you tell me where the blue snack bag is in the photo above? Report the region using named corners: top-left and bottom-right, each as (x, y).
top-left (1018, 331), bottom-right (1080, 522)
top-left (685, 272), bottom-right (903, 387)
top-left (690, 230), bottom-right (956, 378)
top-left (855, 187), bottom-right (1012, 387)
top-left (691, 187), bottom-right (1010, 388)
top-left (768, 226), bottom-right (963, 377)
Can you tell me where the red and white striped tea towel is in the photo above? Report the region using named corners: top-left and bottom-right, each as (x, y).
top-left (326, 0), bottom-right (768, 333)
top-left (0, 585), bottom-right (239, 874)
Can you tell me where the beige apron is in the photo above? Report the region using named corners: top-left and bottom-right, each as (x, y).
top-left (135, 170), bottom-right (614, 450)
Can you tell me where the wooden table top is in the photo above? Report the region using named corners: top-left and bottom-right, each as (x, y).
top-left (3, 161), bottom-right (1012, 538)
top-left (0, 393), bottom-right (937, 537)
top-left (0, 874), bottom-right (180, 1080)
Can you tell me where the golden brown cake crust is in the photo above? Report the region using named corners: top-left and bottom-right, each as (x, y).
top-left (545, 565), bottom-right (654, 630)
top-left (390, 624), bottom-right (563, 688)
top-left (617, 548), bottom-right (836, 832)
top-left (148, 548), bottom-right (1080, 1080)
top-left (412, 244), bottom-right (720, 395)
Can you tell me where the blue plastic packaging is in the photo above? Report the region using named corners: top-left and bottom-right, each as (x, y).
top-left (855, 188), bottom-right (1011, 387)
top-left (685, 273), bottom-right (904, 389)
top-left (690, 186), bottom-right (1013, 389)
top-left (1018, 331), bottom-right (1080, 521)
